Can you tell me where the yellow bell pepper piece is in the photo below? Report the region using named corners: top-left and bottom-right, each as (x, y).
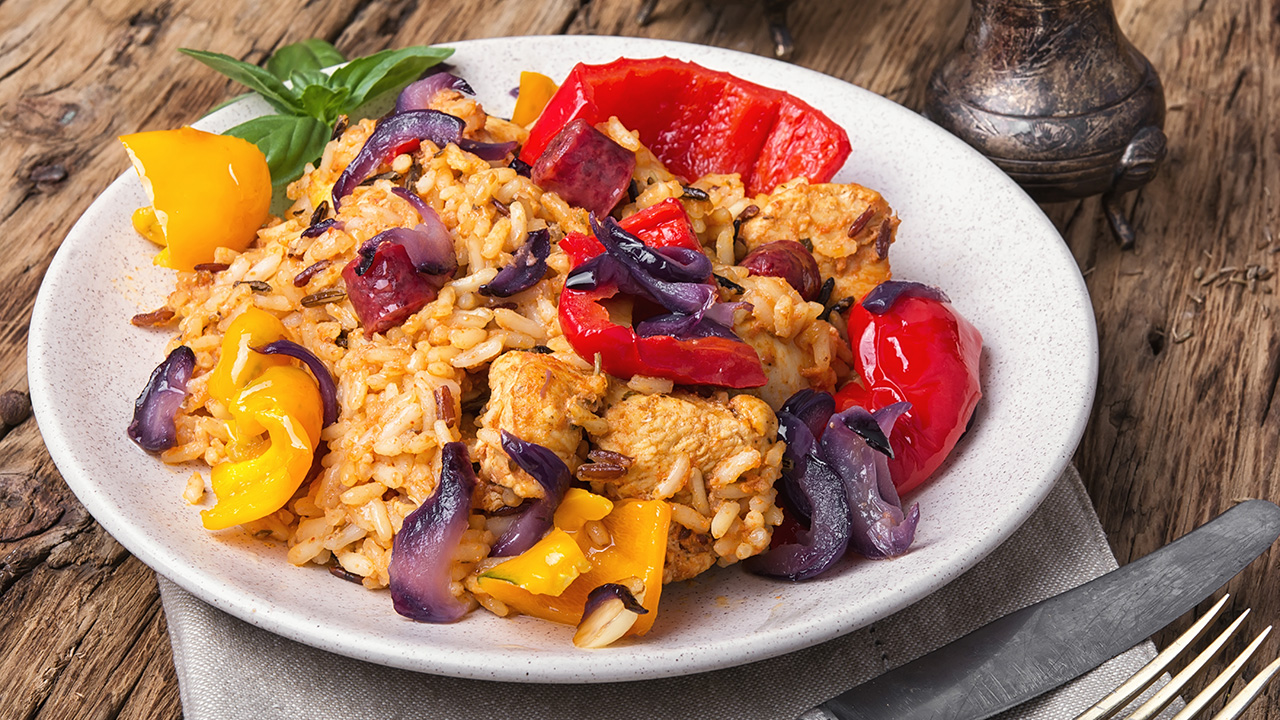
top-left (511, 71), bottom-right (559, 127)
top-left (120, 126), bottom-right (272, 271)
top-left (479, 529), bottom-right (592, 596)
top-left (553, 488), bottom-right (614, 533)
top-left (202, 365), bottom-right (322, 530)
top-left (477, 498), bottom-right (670, 635)
top-left (208, 308), bottom-right (291, 442)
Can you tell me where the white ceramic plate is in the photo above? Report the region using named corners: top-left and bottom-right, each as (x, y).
top-left (28, 36), bottom-right (1096, 683)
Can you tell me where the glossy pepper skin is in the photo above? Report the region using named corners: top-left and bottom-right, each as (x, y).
top-left (202, 365), bottom-right (323, 530)
top-left (202, 308), bottom-right (325, 529)
top-left (834, 285), bottom-right (983, 495)
top-left (120, 127), bottom-right (272, 271)
top-left (207, 308), bottom-right (291, 432)
top-left (556, 201), bottom-right (766, 388)
top-left (510, 71), bottom-right (559, 126)
top-left (477, 493), bottom-right (670, 635)
top-left (559, 198), bottom-right (702, 259)
top-left (519, 57), bottom-right (851, 196)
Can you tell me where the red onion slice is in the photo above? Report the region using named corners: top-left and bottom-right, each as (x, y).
top-left (774, 389), bottom-right (837, 523)
top-left (820, 402), bottom-right (919, 559)
top-left (385, 187), bottom-right (457, 276)
top-left (745, 450), bottom-right (852, 581)
top-left (458, 139), bottom-right (519, 161)
top-left (357, 225), bottom-right (456, 278)
top-left (395, 72), bottom-right (475, 113)
top-left (390, 186), bottom-right (431, 218)
top-left (861, 280), bottom-right (950, 315)
top-left (127, 345), bottom-right (195, 453)
top-left (592, 215), bottom-right (711, 284)
top-left (780, 388), bottom-right (836, 443)
top-left (332, 111), bottom-right (466, 211)
top-left (253, 339), bottom-right (339, 427)
top-left (489, 430), bottom-right (572, 557)
top-left (584, 582), bottom-right (648, 615)
top-left (479, 229), bottom-right (550, 298)
top-left (389, 442), bottom-right (477, 623)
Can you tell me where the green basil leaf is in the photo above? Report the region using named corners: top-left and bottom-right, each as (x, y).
top-left (180, 48), bottom-right (301, 115)
top-left (329, 46), bottom-right (454, 110)
top-left (224, 115), bottom-right (330, 187)
top-left (298, 83), bottom-right (351, 122)
top-left (289, 68), bottom-right (329, 92)
top-left (265, 39), bottom-right (346, 80)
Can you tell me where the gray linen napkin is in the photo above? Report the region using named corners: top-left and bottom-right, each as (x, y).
top-left (159, 466), bottom-right (1176, 719)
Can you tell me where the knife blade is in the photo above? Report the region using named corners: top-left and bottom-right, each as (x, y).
top-left (799, 498), bottom-right (1280, 720)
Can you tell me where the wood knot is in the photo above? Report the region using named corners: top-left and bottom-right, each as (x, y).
top-left (0, 472), bottom-right (64, 541)
top-left (0, 390), bottom-right (31, 427)
top-left (28, 163), bottom-right (67, 187)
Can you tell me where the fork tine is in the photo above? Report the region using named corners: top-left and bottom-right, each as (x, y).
top-left (1119, 610), bottom-right (1251, 720)
top-left (1074, 595), bottom-right (1231, 720)
top-left (1171, 626), bottom-right (1271, 720)
top-left (1209, 653), bottom-right (1280, 720)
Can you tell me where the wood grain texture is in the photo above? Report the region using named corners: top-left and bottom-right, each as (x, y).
top-left (0, 0), bottom-right (1274, 717)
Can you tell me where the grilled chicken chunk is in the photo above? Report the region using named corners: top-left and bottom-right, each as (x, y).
top-left (739, 178), bottom-right (896, 302)
top-left (473, 350), bottom-right (608, 510)
top-left (588, 391), bottom-right (785, 581)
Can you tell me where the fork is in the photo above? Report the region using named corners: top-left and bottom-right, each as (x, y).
top-left (1073, 595), bottom-right (1280, 720)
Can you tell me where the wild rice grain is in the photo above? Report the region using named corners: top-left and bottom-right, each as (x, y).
top-left (435, 386), bottom-right (457, 428)
top-left (301, 288), bottom-right (347, 307)
top-left (847, 207), bottom-right (875, 237)
top-left (587, 449), bottom-right (633, 467)
top-left (131, 307), bottom-right (176, 327)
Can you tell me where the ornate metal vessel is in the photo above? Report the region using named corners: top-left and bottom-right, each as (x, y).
top-left (925, 0), bottom-right (1166, 249)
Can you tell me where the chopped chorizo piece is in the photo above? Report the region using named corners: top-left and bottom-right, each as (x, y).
top-left (532, 119), bottom-right (636, 217)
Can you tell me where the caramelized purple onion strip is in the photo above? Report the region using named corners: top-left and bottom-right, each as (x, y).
top-left (395, 71), bottom-right (474, 113)
top-left (490, 431), bottom-right (572, 557)
top-left (821, 402), bottom-right (919, 559)
top-left (253, 340), bottom-right (339, 427)
top-left (479, 229), bottom-right (550, 298)
top-left (861, 280), bottom-right (950, 315)
top-left (388, 442), bottom-right (477, 623)
top-left (745, 409), bottom-right (851, 581)
top-left (332, 111), bottom-right (467, 211)
top-left (127, 345), bottom-right (195, 453)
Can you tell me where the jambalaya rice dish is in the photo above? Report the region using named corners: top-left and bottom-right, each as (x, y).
top-left (125, 56), bottom-right (977, 648)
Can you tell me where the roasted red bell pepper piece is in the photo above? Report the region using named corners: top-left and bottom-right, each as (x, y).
top-left (834, 282), bottom-right (982, 495)
top-left (557, 201), bottom-right (765, 388)
top-left (559, 281), bottom-right (765, 388)
top-left (559, 198), bottom-right (701, 262)
top-left (519, 57), bottom-right (851, 196)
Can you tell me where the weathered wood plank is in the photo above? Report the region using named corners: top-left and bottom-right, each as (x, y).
top-left (0, 0), bottom-right (1275, 717)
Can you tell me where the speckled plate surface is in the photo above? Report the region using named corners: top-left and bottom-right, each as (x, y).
top-left (28, 36), bottom-right (1097, 683)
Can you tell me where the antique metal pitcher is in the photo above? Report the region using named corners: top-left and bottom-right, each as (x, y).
top-left (925, 0), bottom-right (1166, 249)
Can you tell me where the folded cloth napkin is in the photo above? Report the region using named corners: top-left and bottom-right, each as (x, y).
top-left (159, 466), bottom-right (1177, 720)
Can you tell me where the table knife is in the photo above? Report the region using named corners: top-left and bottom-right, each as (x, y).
top-left (799, 499), bottom-right (1280, 720)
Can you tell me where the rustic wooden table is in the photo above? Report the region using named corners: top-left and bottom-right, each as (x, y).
top-left (2, 0), bottom-right (1275, 717)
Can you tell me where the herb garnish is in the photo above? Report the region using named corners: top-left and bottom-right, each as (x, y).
top-left (180, 39), bottom-right (452, 188)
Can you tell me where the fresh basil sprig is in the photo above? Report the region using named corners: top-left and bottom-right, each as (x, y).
top-left (180, 40), bottom-right (453, 188)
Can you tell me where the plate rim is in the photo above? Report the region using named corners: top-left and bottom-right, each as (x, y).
top-left (27, 34), bottom-right (1098, 682)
